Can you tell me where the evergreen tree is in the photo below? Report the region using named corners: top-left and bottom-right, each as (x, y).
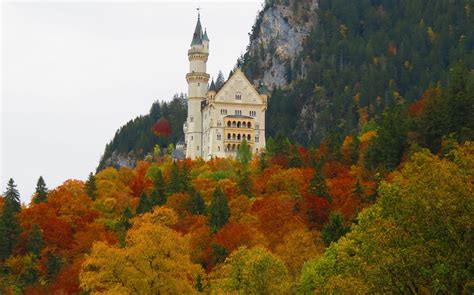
top-left (168, 162), bottom-right (182, 194)
top-left (180, 164), bottom-right (191, 193)
top-left (136, 192), bottom-right (151, 215)
top-left (85, 172), bottom-right (98, 201)
top-left (215, 70), bottom-right (225, 90)
top-left (211, 243), bottom-right (229, 265)
top-left (34, 176), bottom-right (48, 204)
top-left (308, 167), bottom-right (332, 203)
top-left (208, 187), bottom-right (230, 233)
top-left (0, 178), bottom-right (22, 260)
top-left (45, 251), bottom-right (62, 281)
top-left (195, 273), bottom-right (204, 292)
top-left (150, 170), bottom-right (167, 206)
top-left (352, 179), bottom-right (365, 200)
top-left (321, 212), bottom-right (349, 246)
top-left (237, 140), bottom-right (253, 197)
top-left (258, 152), bottom-right (269, 173)
top-left (26, 224), bottom-right (44, 256)
top-left (187, 189), bottom-right (207, 216)
top-left (237, 139), bottom-right (252, 166)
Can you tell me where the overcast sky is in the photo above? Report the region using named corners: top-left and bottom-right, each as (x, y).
top-left (1, 0), bottom-right (263, 204)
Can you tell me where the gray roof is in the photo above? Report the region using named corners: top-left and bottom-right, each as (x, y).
top-left (172, 149), bottom-right (185, 160)
top-left (209, 79), bottom-right (216, 92)
top-left (202, 29), bottom-right (209, 41)
top-left (190, 14), bottom-right (203, 46)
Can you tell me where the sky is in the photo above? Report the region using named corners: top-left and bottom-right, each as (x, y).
top-left (1, 0), bottom-right (264, 204)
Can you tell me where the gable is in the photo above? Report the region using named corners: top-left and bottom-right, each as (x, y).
top-left (214, 70), bottom-right (264, 105)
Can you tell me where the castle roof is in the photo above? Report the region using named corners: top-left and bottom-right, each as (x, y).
top-left (190, 13), bottom-right (203, 46)
top-left (209, 79), bottom-right (216, 92)
top-left (202, 29), bottom-right (209, 41)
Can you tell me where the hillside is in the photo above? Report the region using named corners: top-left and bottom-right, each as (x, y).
top-left (241, 0), bottom-right (474, 145)
top-left (1, 70), bottom-right (473, 292)
top-left (97, 93), bottom-right (187, 171)
top-left (98, 0), bottom-right (473, 171)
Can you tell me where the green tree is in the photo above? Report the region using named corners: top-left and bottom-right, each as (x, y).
top-left (150, 170), bottom-right (167, 207)
top-left (33, 176), bottom-right (48, 204)
top-left (307, 167), bottom-right (332, 202)
top-left (187, 189), bottom-right (207, 216)
top-left (0, 178), bottom-right (22, 260)
top-left (211, 246), bottom-right (291, 294)
top-left (85, 172), bottom-right (98, 201)
top-left (45, 251), bottom-right (62, 281)
top-left (321, 212), bottom-right (349, 246)
top-left (208, 187), bottom-right (230, 233)
top-left (237, 139), bottom-right (252, 166)
top-left (168, 162), bottom-right (182, 194)
top-left (136, 192), bottom-right (151, 215)
top-left (300, 144), bottom-right (474, 293)
top-left (26, 224), bottom-right (44, 257)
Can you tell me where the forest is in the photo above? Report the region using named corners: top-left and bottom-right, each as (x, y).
top-left (0, 65), bottom-right (473, 293)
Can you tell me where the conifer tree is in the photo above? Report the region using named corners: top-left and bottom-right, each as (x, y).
top-left (136, 192), bottom-right (151, 215)
top-left (180, 163), bottom-right (191, 193)
top-left (150, 170), bottom-right (167, 206)
top-left (85, 172), bottom-right (98, 201)
top-left (45, 251), bottom-right (62, 281)
top-left (1, 178), bottom-right (22, 260)
top-left (321, 212), bottom-right (349, 246)
top-left (308, 168), bottom-right (332, 203)
top-left (168, 162), bottom-right (182, 194)
top-left (258, 152), bottom-right (269, 173)
top-left (237, 139), bottom-right (253, 197)
top-left (26, 224), bottom-right (44, 256)
top-left (188, 189), bottom-right (207, 216)
top-left (352, 179), bottom-right (365, 200)
top-left (208, 187), bottom-right (230, 233)
top-left (34, 176), bottom-right (48, 203)
top-left (215, 70), bottom-right (225, 90)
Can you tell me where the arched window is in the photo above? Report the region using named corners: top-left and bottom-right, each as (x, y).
top-left (242, 122), bottom-right (247, 128)
top-left (248, 122), bottom-right (252, 128)
top-left (232, 144), bottom-right (236, 150)
top-left (237, 121), bottom-right (241, 128)
top-left (232, 121), bottom-right (236, 128)
top-left (247, 134), bottom-right (251, 141)
top-left (232, 134), bottom-right (236, 140)
top-left (218, 146), bottom-right (220, 151)
top-left (227, 144), bottom-right (231, 151)
top-left (237, 144), bottom-right (241, 149)
top-left (237, 134), bottom-right (241, 140)
top-left (227, 121), bottom-right (231, 127)
top-left (227, 133), bottom-right (231, 139)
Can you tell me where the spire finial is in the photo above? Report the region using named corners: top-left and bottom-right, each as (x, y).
top-left (197, 7), bottom-right (202, 19)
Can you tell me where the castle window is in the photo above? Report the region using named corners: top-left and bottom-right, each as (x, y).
top-left (242, 122), bottom-right (247, 128)
top-left (221, 109), bottom-right (227, 115)
top-left (235, 110), bottom-right (242, 116)
top-left (232, 121), bottom-right (236, 127)
top-left (232, 144), bottom-right (236, 151)
top-left (247, 134), bottom-right (251, 141)
top-left (191, 136), bottom-right (193, 141)
top-left (227, 144), bottom-right (231, 151)
top-left (197, 145), bottom-right (199, 151)
top-left (255, 136), bottom-right (259, 142)
top-left (227, 133), bottom-right (231, 139)
top-left (256, 148), bottom-right (259, 153)
top-left (232, 134), bottom-right (236, 140)
top-left (218, 146), bottom-right (220, 151)
top-left (237, 134), bottom-right (241, 140)
top-left (235, 93), bottom-right (242, 100)
top-left (190, 116), bottom-right (194, 122)
top-left (237, 121), bottom-right (241, 128)
top-left (250, 110), bottom-right (256, 117)
top-left (217, 134), bottom-right (222, 140)
top-left (248, 122), bottom-right (252, 128)
top-left (217, 121), bottom-right (222, 127)
top-left (227, 121), bottom-right (231, 127)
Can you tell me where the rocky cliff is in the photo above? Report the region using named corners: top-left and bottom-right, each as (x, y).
top-left (241, 0), bottom-right (318, 89)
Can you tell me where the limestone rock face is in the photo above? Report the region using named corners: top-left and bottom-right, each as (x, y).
top-left (244, 0), bottom-right (318, 90)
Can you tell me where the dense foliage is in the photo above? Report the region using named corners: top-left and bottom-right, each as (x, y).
top-left (242, 0), bottom-right (474, 146)
top-left (97, 93), bottom-right (187, 171)
top-left (1, 71), bottom-right (473, 293)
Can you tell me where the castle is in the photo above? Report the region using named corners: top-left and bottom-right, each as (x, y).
top-left (183, 13), bottom-right (268, 160)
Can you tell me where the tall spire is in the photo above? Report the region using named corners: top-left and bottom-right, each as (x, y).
top-left (202, 28), bottom-right (209, 42)
top-left (190, 10), bottom-right (203, 46)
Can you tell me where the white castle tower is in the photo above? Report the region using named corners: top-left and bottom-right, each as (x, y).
top-left (183, 12), bottom-right (268, 160)
top-left (184, 12), bottom-right (210, 159)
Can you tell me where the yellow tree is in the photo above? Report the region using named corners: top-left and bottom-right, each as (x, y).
top-left (80, 207), bottom-right (204, 294)
top-left (211, 246), bottom-right (291, 294)
top-left (300, 143), bottom-right (474, 294)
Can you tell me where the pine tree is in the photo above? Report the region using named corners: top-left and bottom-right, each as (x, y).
top-left (45, 251), bottom-right (62, 281)
top-left (26, 224), bottom-right (44, 256)
top-left (150, 170), bottom-right (167, 206)
top-left (308, 168), bottom-right (332, 203)
top-left (1, 178), bottom-right (22, 260)
top-left (215, 70), bottom-right (225, 90)
top-left (208, 187), bottom-right (230, 233)
top-left (237, 139), bottom-right (253, 197)
top-left (180, 164), bottom-right (191, 193)
top-left (136, 192), bottom-right (151, 215)
top-left (168, 162), bottom-right (182, 194)
top-left (352, 179), bottom-right (365, 200)
top-left (34, 176), bottom-right (48, 203)
top-left (85, 172), bottom-right (98, 201)
top-left (258, 152), bottom-right (269, 173)
top-left (321, 212), bottom-right (349, 246)
top-left (188, 189), bottom-right (207, 216)
top-left (237, 139), bottom-right (252, 166)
